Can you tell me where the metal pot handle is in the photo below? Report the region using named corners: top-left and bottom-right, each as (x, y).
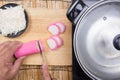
top-left (67, 0), bottom-right (87, 25)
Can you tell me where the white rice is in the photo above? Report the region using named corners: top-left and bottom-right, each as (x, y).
top-left (0, 5), bottom-right (26, 36)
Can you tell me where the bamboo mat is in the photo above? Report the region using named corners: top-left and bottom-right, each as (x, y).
top-left (0, 0), bottom-right (72, 80)
top-left (0, 0), bottom-right (71, 9)
top-left (15, 65), bottom-right (72, 80)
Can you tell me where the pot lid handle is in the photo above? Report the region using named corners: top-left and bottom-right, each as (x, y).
top-left (67, 0), bottom-right (87, 25)
top-left (113, 34), bottom-right (120, 50)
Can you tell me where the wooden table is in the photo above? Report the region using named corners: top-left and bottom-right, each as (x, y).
top-left (0, 0), bottom-right (72, 80)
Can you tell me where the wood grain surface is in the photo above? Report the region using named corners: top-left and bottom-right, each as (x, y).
top-left (0, 0), bottom-right (71, 9)
top-left (0, 0), bottom-right (72, 80)
top-left (0, 8), bottom-right (72, 65)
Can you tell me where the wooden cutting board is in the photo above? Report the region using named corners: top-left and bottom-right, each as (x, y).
top-left (0, 8), bottom-right (72, 65)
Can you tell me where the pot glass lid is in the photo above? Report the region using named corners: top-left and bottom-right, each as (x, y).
top-left (75, 1), bottom-right (120, 79)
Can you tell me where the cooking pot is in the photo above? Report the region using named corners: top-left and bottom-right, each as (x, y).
top-left (67, 0), bottom-right (120, 80)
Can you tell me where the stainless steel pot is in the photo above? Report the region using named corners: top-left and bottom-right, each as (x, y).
top-left (67, 0), bottom-right (120, 80)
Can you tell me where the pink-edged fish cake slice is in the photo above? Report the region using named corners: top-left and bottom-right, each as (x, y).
top-left (48, 24), bottom-right (60, 35)
top-left (47, 37), bottom-right (58, 50)
top-left (51, 35), bottom-right (63, 47)
top-left (55, 22), bottom-right (66, 33)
